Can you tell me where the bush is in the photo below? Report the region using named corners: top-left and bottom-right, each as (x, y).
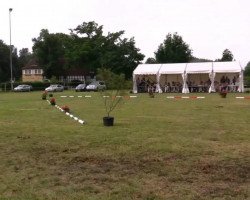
top-left (50, 98), bottom-right (56, 105)
top-left (61, 105), bottom-right (70, 113)
top-left (42, 91), bottom-right (47, 100)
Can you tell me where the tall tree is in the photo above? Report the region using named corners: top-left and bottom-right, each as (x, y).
top-left (69, 21), bottom-right (144, 78)
top-left (32, 29), bottom-right (71, 78)
top-left (220, 49), bottom-right (234, 61)
top-left (0, 40), bottom-right (10, 82)
top-left (155, 32), bottom-right (192, 63)
top-left (32, 22), bottom-right (145, 79)
top-left (0, 40), bottom-right (19, 82)
top-left (18, 48), bottom-right (32, 68)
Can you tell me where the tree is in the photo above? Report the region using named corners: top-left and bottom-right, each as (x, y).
top-left (155, 32), bottom-right (192, 63)
top-left (18, 48), bottom-right (33, 80)
top-left (97, 68), bottom-right (127, 124)
top-left (0, 40), bottom-right (19, 82)
top-left (190, 56), bottom-right (212, 63)
top-left (69, 21), bottom-right (145, 78)
top-left (0, 40), bottom-right (10, 82)
top-left (18, 48), bottom-right (32, 68)
top-left (32, 22), bottom-right (145, 80)
top-left (244, 61), bottom-right (250, 76)
top-left (220, 49), bottom-right (234, 61)
top-left (145, 57), bottom-right (157, 64)
top-left (244, 61), bottom-right (250, 86)
top-left (32, 29), bottom-right (71, 78)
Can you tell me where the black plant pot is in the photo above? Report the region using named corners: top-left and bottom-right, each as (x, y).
top-left (220, 92), bottom-right (227, 98)
top-left (103, 116), bottom-right (114, 126)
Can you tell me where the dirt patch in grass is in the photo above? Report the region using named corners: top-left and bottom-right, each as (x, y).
top-left (4, 142), bottom-right (248, 199)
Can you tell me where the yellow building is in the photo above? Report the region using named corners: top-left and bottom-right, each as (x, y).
top-left (22, 60), bottom-right (44, 82)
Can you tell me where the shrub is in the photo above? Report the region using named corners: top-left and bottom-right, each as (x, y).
top-left (219, 91), bottom-right (227, 98)
top-left (50, 98), bottom-right (56, 105)
top-left (61, 105), bottom-right (70, 113)
top-left (42, 91), bottom-right (47, 100)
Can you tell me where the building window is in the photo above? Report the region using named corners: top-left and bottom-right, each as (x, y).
top-left (25, 70), bottom-right (31, 75)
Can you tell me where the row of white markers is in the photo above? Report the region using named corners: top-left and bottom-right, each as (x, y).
top-left (46, 100), bottom-right (85, 125)
top-left (60, 95), bottom-right (138, 98)
top-left (60, 95), bottom-right (249, 99)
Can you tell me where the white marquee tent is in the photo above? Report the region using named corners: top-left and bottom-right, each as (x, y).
top-left (158, 63), bottom-right (187, 93)
top-left (133, 64), bottom-right (162, 93)
top-left (132, 61), bottom-right (244, 93)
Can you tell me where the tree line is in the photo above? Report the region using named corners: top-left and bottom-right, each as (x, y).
top-left (0, 21), bottom-right (249, 84)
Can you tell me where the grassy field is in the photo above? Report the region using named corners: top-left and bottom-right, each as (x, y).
top-left (0, 91), bottom-right (249, 200)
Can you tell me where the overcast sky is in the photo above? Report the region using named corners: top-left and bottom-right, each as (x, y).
top-left (1, 0), bottom-right (249, 67)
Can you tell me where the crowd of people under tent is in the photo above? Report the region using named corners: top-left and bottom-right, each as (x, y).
top-left (136, 75), bottom-right (239, 93)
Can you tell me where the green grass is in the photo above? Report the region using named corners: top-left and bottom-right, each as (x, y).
top-left (0, 91), bottom-right (249, 200)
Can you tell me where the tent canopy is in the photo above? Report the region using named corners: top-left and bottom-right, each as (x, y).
top-left (186, 62), bottom-right (212, 74)
top-left (159, 63), bottom-right (186, 75)
top-left (213, 61), bottom-right (242, 73)
top-left (133, 64), bottom-right (162, 75)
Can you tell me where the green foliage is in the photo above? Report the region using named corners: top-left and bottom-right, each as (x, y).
top-left (32, 29), bottom-right (72, 79)
top-left (32, 22), bottom-right (144, 79)
top-left (50, 76), bottom-right (58, 84)
top-left (244, 61), bottom-right (250, 77)
top-left (221, 49), bottom-right (234, 61)
top-left (0, 40), bottom-right (20, 82)
top-left (96, 68), bottom-right (126, 90)
top-left (155, 32), bottom-right (193, 63)
top-left (215, 49), bottom-right (234, 62)
top-left (145, 57), bottom-right (157, 64)
top-left (18, 48), bottom-right (32, 68)
top-left (190, 57), bottom-right (212, 62)
top-left (244, 76), bottom-right (250, 86)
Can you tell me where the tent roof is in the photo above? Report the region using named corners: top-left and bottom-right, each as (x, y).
top-left (213, 61), bottom-right (242, 73)
top-left (159, 63), bottom-right (186, 74)
top-left (186, 62), bottom-right (212, 74)
top-left (133, 61), bottom-right (243, 76)
top-left (133, 64), bottom-right (162, 75)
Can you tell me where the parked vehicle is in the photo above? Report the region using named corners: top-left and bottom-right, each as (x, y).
top-left (45, 84), bottom-right (64, 92)
top-left (14, 85), bottom-right (33, 92)
top-left (75, 84), bottom-right (86, 92)
top-left (86, 81), bottom-right (106, 91)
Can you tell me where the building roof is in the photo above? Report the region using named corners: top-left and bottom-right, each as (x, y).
top-left (22, 59), bottom-right (43, 70)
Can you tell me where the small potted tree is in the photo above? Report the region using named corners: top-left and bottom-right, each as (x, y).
top-left (97, 68), bottom-right (127, 126)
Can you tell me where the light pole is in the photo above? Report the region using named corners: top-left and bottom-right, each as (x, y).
top-left (9, 8), bottom-right (13, 91)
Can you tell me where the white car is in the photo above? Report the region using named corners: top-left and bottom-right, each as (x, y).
top-left (14, 85), bottom-right (33, 92)
top-left (75, 84), bottom-right (86, 92)
top-left (86, 81), bottom-right (106, 91)
top-left (45, 84), bottom-right (64, 92)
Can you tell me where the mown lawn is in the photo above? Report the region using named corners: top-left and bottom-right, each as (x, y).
top-left (0, 91), bottom-right (249, 200)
